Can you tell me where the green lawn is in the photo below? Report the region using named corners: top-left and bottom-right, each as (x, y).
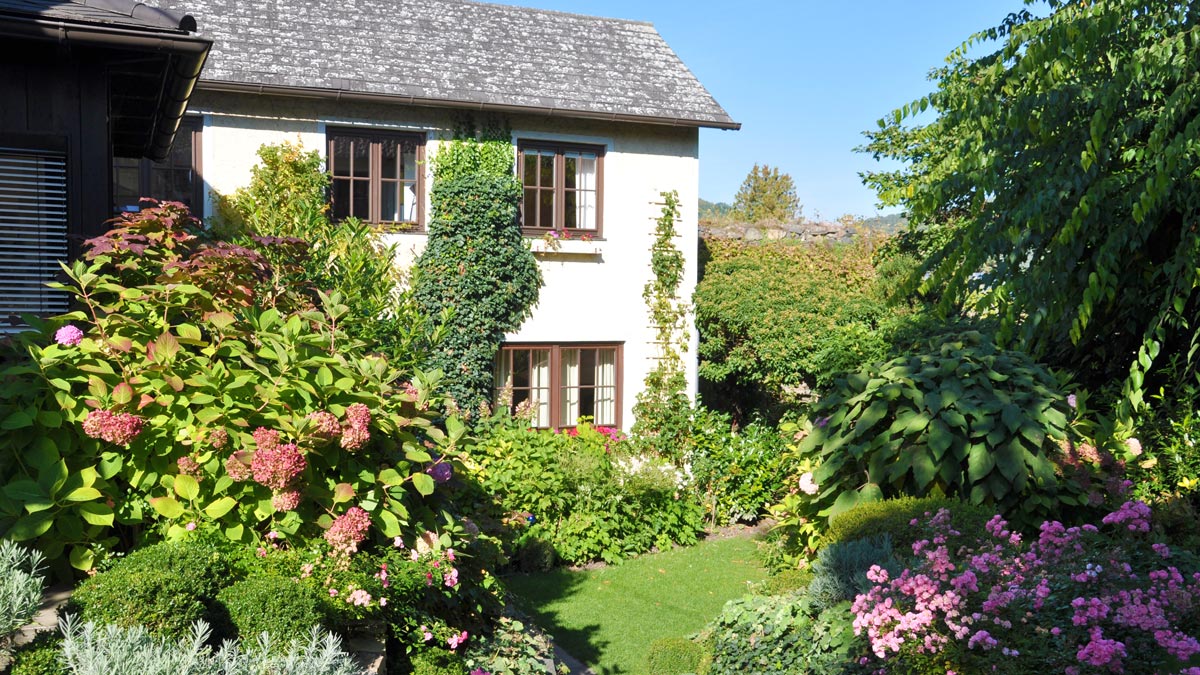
top-left (504, 536), bottom-right (766, 675)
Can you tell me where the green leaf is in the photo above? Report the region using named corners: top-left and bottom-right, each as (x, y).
top-left (378, 509), bottom-right (402, 538)
top-left (7, 512), bottom-right (53, 541)
top-left (79, 502), bottom-right (115, 527)
top-left (63, 487), bottom-right (103, 502)
top-left (967, 444), bottom-right (995, 483)
top-left (332, 483), bottom-right (355, 504)
top-left (173, 475), bottom-right (200, 501)
top-left (154, 332), bottom-right (181, 363)
top-left (1, 411), bottom-right (33, 430)
top-left (149, 496), bottom-right (185, 519)
top-left (378, 469), bottom-right (404, 486)
top-left (412, 472), bottom-right (435, 496)
top-left (112, 382), bottom-right (134, 405)
top-left (204, 496), bottom-right (238, 519)
top-left (69, 545), bottom-right (95, 571)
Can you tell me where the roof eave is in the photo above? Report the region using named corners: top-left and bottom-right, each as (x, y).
top-left (0, 14), bottom-right (212, 160)
top-left (196, 80), bottom-right (741, 131)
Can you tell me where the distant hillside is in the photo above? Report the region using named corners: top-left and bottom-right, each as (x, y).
top-left (699, 199), bottom-right (734, 219)
top-left (860, 213), bottom-right (908, 233)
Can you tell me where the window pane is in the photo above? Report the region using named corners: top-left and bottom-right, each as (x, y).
top-left (577, 190), bottom-right (595, 230)
top-left (113, 161), bottom-right (141, 212)
top-left (539, 190), bottom-right (554, 229)
top-left (576, 154), bottom-right (596, 191)
top-left (539, 153), bottom-right (554, 188)
top-left (580, 349), bottom-right (596, 386)
top-left (331, 140), bottom-right (350, 177)
top-left (352, 180), bottom-right (369, 218)
top-left (332, 180), bottom-right (350, 220)
top-left (381, 182), bottom-right (399, 222)
top-left (381, 139), bottom-right (398, 180)
top-left (564, 155), bottom-right (577, 189)
top-left (513, 350), bottom-right (530, 388)
top-left (351, 140), bottom-right (370, 178)
top-left (564, 191), bottom-right (576, 229)
top-left (523, 153), bottom-right (539, 188)
top-left (403, 182), bottom-right (418, 222)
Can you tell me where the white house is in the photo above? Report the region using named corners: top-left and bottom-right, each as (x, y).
top-left (140, 0), bottom-right (739, 430)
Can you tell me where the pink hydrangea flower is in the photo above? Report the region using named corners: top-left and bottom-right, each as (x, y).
top-left (252, 427), bottom-right (280, 452)
top-left (224, 451), bottom-right (252, 482)
top-left (176, 456), bottom-right (202, 478)
top-left (345, 403), bottom-right (371, 430)
top-left (54, 324), bottom-right (84, 346)
top-left (208, 428), bottom-right (229, 449)
top-left (81, 409), bottom-right (144, 445)
top-left (340, 425), bottom-right (370, 451)
top-left (306, 411), bottom-right (341, 439)
top-left (444, 567), bottom-right (459, 588)
top-left (324, 506), bottom-right (371, 555)
top-left (251, 442), bottom-right (306, 490)
top-left (271, 490), bottom-right (302, 512)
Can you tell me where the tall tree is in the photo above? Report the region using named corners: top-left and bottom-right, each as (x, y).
top-left (733, 164), bottom-right (802, 223)
top-left (861, 0), bottom-right (1200, 416)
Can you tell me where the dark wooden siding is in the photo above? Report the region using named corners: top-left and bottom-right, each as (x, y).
top-left (0, 45), bottom-right (112, 256)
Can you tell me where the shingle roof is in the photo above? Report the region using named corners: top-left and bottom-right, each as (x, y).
top-left (148, 0), bottom-right (739, 129)
top-left (0, 0), bottom-right (194, 33)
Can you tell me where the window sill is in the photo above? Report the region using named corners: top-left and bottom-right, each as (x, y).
top-left (529, 238), bottom-right (604, 256)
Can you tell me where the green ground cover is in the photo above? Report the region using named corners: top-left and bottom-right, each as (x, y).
top-left (504, 535), bottom-right (766, 675)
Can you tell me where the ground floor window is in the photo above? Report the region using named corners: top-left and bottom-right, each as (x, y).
top-left (113, 116), bottom-right (203, 214)
top-left (0, 141), bottom-right (69, 331)
top-left (494, 343), bottom-right (622, 429)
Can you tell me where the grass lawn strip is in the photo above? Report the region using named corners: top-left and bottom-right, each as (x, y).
top-left (505, 535), bottom-right (765, 675)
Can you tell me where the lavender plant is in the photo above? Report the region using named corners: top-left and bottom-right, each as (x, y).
top-left (0, 540), bottom-right (45, 654)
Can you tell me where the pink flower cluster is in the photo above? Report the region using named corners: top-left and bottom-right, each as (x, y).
top-left (270, 490), bottom-right (301, 512)
top-left (306, 411), bottom-right (341, 439)
top-left (339, 403), bottom-right (371, 451)
top-left (55, 324), bottom-right (84, 346)
top-left (324, 505), bottom-right (371, 555)
top-left (1101, 500), bottom-right (1152, 533)
top-left (177, 456), bottom-right (202, 478)
top-left (82, 409), bottom-right (145, 445)
top-left (852, 502), bottom-right (1200, 674)
top-left (225, 451), bottom-right (252, 481)
top-left (208, 428), bottom-right (229, 449)
top-left (250, 437), bottom-right (306, 491)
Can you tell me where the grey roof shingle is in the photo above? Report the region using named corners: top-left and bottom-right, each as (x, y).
top-left (0, 0), bottom-right (193, 33)
top-left (148, 0), bottom-right (739, 129)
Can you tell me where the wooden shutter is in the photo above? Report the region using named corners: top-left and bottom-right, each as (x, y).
top-left (0, 146), bottom-right (69, 331)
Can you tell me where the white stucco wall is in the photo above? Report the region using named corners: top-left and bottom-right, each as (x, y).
top-left (190, 90), bottom-right (701, 430)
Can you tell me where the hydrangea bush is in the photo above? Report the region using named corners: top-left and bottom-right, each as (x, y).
top-left (0, 202), bottom-right (467, 570)
top-left (852, 502), bottom-right (1200, 675)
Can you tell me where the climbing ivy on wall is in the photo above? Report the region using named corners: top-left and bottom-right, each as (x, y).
top-left (633, 191), bottom-right (692, 453)
top-left (412, 116), bottom-right (542, 413)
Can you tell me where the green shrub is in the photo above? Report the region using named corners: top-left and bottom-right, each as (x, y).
top-left (806, 536), bottom-right (899, 613)
top-left (57, 616), bottom-right (361, 675)
top-left (698, 594), bottom-right (864, 675)
top-left (800, 331), bottom-right (1083, 525)
top-left (646, 636), bottom-right (710, 675)
top-left (759, 568), bottom-right (813, 596)
top-left (695, 236), bottom-right (934, 419)
top-left (689, 411), bottom-right (794, 526)
top-left (72, 538), bottom-right (238, 639)
top-left (409, 648), bottom-right (466, 675)
top-left (8, 632), bottom-right (65, 675)
top-left (0, 541), bottom-right (46, 651)
top-left (216, 575), bottom-right (326, 642)
top-left (473, 421), bottom-right (703, 566)
top-left (824, 495), bottom-right (995, 554)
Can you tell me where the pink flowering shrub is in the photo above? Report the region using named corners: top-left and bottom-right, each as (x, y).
top-left (851, 502), bottom-right (1200, 674)
top-left (0, 200), bottom-right (469, 570)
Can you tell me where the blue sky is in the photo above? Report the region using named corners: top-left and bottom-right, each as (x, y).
top-left (487, 0), bottom-right (1034, 219)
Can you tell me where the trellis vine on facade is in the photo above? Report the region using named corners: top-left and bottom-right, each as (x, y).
top-left (633, 191), bottom-right (690, 447)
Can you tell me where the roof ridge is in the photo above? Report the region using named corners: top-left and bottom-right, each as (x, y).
top-left (445, 0), bottom-right (655, 28)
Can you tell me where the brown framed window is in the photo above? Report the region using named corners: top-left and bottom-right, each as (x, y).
top-left (518, 141), bottom-right (603, 236)
top-left (328, 129), bottom-right (424, 229)
top-left (494, 343), bottom-right (622, 429)
top-left (113, 116), bottom-right (203, 214)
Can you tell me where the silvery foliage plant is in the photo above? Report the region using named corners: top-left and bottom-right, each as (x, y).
top-left (59, 616), bottom-right (365, 675)
top-left (0, 540), bottom-right (46, 650)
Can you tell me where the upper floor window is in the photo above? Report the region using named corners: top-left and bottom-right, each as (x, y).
top-left (113, 116), bottom-right (203, 214)
top-left (328, 129), bottom-right (424, 229)
top-left (518, 141), bottom-right (603, 236)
